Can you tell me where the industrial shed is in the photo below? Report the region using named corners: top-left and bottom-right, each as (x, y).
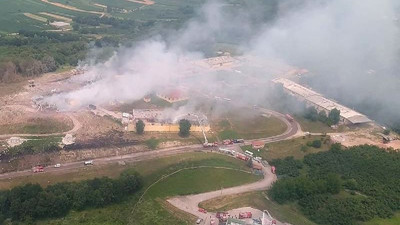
top-left (272, 78), bottom-right (371, 125)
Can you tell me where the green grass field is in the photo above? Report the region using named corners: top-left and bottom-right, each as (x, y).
top-left (0, 117), bottom-right (73, 135)
top-left (241, 135), bottom-right (330, 161)
top-left (294, 116), bottom-right (334, 134)
top-left (363, 213), bottom-right (400, 225)
top-left (215, 111), bottom-right (287, 140)
top-left (1, 152), bottom-right (258, 225)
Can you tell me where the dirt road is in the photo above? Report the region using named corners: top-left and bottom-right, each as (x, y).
top-left (0, 113), bottom-right (82, 139)
top-left (167, 162), bottom-right (278, 225)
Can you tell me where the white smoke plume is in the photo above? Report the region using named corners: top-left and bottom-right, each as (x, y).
top-left (45, 0), bottom-right (400, 127)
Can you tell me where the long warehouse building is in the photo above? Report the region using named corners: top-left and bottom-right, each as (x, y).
top-left (272, 78), bottom-right (371, 124)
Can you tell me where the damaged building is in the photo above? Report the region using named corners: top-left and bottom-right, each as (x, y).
top-left (272, 78), bottom-right (371, 125)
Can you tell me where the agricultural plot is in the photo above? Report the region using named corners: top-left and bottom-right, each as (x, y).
top-left (48, 0), bottom-right (104, 12)
top-left (23, 13), bottom-right (48, 22)
top-left (0, 0), bottom-right (86, 32)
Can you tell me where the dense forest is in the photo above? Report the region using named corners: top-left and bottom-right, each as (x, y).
top-left (0, 171), bottom-right (142, 223)
top-left (269, 144), bottom-right (400, 225)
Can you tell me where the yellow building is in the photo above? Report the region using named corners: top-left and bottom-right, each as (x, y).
top-left (127, 122), bottom-right (210, 132)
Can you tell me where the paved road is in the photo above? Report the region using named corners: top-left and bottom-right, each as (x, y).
top-left (0, 107), bottom-right (300, 181)
top-left (167, 162), bottom-right (278, 225)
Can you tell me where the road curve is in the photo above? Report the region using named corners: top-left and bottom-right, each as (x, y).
top-left (167, 163), bottom-right (277, 225)
top-left (0, 113), bottom-right (82, 139)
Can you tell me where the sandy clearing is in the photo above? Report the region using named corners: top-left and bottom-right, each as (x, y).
top-left (41, 0), bottom-right (105, 17)
top-left (23, 13), bottom-right (47, 22)
top-left (39, 12), bottom-right (72, 22)
top-left (126, 0), bottom-right (155, 6)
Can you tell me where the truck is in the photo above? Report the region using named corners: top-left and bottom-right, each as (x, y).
top-left (223, 139), bottom-right (233, 145)
top-left (239, 212), bottom-right (252, 219)
top-left (198, 208), bottom-right (207, 213)
top-left (32, 165), bottom-right (44, 173)
top-left (236, 153), bottom-right (249, 161)
top-left (233, 139), bottom-right (244, 143)
top-left (216, 212), bottom-right (230, 222)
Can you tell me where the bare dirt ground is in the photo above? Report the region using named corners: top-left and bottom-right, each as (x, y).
top-left (329, 123), bottom-right (400, 150)
top-left (0, 105), bottom-right (73, 135)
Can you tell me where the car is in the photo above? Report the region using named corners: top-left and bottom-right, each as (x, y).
top-left (54, 163), bottom-right (61, 168)
top-left (196, 218), bottom-right (203, 224)
top-left (198, 208), bottom-right (207, 213)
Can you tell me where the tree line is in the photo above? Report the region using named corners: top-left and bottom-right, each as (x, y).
top-left (269, 144), bottom-right (400, 225)
top-left (0, 172), bottom-right (142, 223)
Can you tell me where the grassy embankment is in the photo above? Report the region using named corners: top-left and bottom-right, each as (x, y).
top-left (241, 135), bottom-right (331, 160)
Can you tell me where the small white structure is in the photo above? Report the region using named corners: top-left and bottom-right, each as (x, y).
top-left (62, 134), bottom-right (75, 146)
top-left (7, 137), bottom-right (26, 147)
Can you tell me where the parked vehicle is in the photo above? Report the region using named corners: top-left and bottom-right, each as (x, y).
top-left (236, 154), bottom-right (249, 161)
top-left (239, 212), bottom-right (252, 219)
top-left (32, 165), bottom-right (44, 173)
top-left (84, 160), bottom-right (93, 165)
top-left (54, 163), bottom-right (61, 168)
top-left (223, 139), bottom-right (233, 145)
top-left (198, 208), bottom-right (207, 214)
top-left (244, 150), bottom-right (254, 157)
top-left (233, 139), bottom-right (244, 143)
top-left (196, 218), bottom-right (203, 224)
top-left (203, 142), bottom-right (218, 148)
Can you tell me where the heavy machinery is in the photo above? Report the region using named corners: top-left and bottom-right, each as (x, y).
top-left (194, 114), bottom-right (217, 148)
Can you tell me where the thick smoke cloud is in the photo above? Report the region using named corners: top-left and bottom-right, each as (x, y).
top-left (46, 0), bottom-right (400, 127)
top-left (250, 0), bottom-right (400, 126)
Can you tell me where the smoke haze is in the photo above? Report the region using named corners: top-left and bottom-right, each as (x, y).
top-left (45, 0), bottom-right (400, 128)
